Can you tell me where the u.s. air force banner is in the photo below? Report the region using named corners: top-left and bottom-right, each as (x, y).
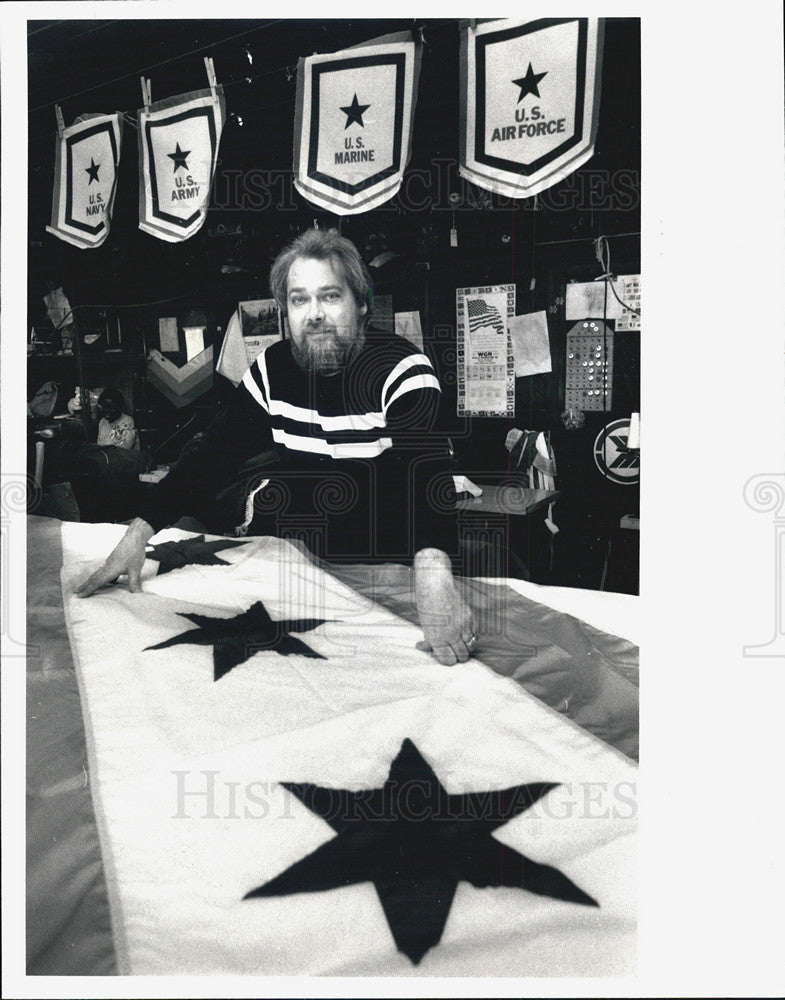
top-left (46, 112), bottom-right (123, 249)
top-left (459, 18), bottom-right (604, 199)
top-left (293, 32), bottom-right (422, 214)
top-left (138, 87), bottom-right (226, 242)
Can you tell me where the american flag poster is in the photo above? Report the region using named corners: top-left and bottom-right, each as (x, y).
top-left (457, 284), bottom-right (516, 416)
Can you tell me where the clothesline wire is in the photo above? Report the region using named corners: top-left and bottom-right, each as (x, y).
top-left (27, 20), bottom-right (117, 43)
top-left (593, 234), bottom-right (641, 315)
top-left (27, 18), bottom-right (443, 142)
top-left (28, 20), bottom-right (284, 114)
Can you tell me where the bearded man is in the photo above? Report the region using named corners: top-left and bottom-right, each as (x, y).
top-left (78, 229), bottom-right (476, 665)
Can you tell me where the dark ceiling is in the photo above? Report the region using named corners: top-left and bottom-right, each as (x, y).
top-left (27, 18), bottom-right (640, 310)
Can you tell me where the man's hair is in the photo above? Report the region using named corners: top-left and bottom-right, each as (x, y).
top-left (269, 228), bottom-right (373, 321)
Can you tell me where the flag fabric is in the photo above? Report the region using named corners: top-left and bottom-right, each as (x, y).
top-left (138, 86), bottom-right (226, 242)
top-left (215, 309), bottom-right (249, 386)
top-left (46, 112), bottom-right (123, 249)
top-left (293, 31), bottom-right (422, 214)
top-left (459, 17), bottom-right (604, 199)
top-left (59, 521), bottom-right (637, 975)
top-left (146, 346), bottom-right (214, 407)
top-left (467, 298), bottom-right (505, 335)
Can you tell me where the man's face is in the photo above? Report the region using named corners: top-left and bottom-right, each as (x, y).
top-left (285, 256), bottom-right (366, 375)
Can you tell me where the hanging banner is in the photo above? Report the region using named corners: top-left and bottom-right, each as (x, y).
top-left (147, 346), bottom-right (214, 407)
top-left (456, 284), bottom-right (516, 417)
top-left (293, 31), bottom-right (422, 214)
top-left (138, 86), bottom-right (225, 242)
top-left (46, 111), bottom-right (123, 249)
top-left (459, 18), bottom-right (604, 199)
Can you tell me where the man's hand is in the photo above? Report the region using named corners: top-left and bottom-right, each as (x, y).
top-left (75, 518), bottom-right (155, 597)
top-left (413, 547), bottom-right (477, 666)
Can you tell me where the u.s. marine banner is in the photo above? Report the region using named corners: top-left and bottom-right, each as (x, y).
top-left (138, 87), bottom-right (226, 242)
top-left (46, 112), bottom-right (123, 249)
top-left (459, 18), bottom-right (604, 199)
top-left (293, 31), bottom-right (422, 214)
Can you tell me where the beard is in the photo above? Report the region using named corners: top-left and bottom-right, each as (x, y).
top-left (290, 326), bottom-right (365, 376)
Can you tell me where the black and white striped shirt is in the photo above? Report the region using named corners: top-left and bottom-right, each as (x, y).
top-left (140, 332), bottom-right (458, 563)
top-left (240, 332), bottom-right (441, 460)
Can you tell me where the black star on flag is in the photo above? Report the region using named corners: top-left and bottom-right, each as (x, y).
top-left (513, 63), bottom-right (548, 101)
top-left (244, 739), bottom-right (598, 965)
top-left (85, 158), bottom-right (101, 184)
top-left (340, 93), bottom-right (370, 129)
top-left (145, 601), bottom-right (332, 680)
top-left (167, 142), bottom-right (191, 172)
top-left (145, 535), bottom-right (248, 576)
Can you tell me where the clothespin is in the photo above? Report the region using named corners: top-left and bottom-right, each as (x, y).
top-left (55, 104), bottom-right (65, 136)
top-left (140, 76), bottom-right (152, 109)
top-left (204, 56), bottom-right (218, 97)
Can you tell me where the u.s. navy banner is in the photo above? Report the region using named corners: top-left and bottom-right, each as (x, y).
top-left (293, 32), bottom-right (422, 214)
top-left (138, 87), bottom-right (226, 242)
top-left (459, 18), bottom-right (604, 199)
top-left (46, 112), bottom-right (123, 249)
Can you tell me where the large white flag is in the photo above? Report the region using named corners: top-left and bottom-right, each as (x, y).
top-left (59, 522), bottom-right (638, 975)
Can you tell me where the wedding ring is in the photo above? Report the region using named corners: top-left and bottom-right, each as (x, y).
top-left (466, 634), bottom-right (478, 649)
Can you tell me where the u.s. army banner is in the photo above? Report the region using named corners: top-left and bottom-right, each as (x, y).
top-left (138, 87), bottom-right (225, 242)
top-left (459, 18), bottom-right (604, 199)
top-left (47, 112), bottom-right (123, 249)
top-left (293, 32), bottom-right (422, 214)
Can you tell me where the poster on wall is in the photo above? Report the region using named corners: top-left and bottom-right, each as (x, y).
top-left (216, 303), bottom-right (284, 386)
top-left (459, 17), bottom-right (604, 199)
top-left (456, 284), bottom-right (516, 417)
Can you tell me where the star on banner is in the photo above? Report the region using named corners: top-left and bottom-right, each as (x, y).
top-left (145, 535), bottom-right (248, 575)
top-left (85, 158), bottom-right (101, 184)
top-left (167, 142), bottom-right (191, 172)
top-left (513, 63), bottom-right (548, 101)
top-left (145, 601), bottom-right (332, 680)
top-left (340, 93), bottom-right (370, 128)
top-left (244, 739), bottom-right (598, 964)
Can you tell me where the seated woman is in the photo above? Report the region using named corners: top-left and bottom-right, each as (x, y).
top-left (96, 389), bottom-right (137, 450)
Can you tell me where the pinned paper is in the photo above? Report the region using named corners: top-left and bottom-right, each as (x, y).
top-left (509, 311), bottom-right (552, 377)
top-left (158, 316), bottom-right (179, 352)
top-left (394, 311), bottom-right (423, 350)
top-left (183, 326), bottom-right (205, 362)
top-left (44, 287), bottom-right (72, 330)
top-left (565, 275), bottom-right (641, 326)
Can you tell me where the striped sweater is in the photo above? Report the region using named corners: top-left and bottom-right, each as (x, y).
top-left (139, 332), bottom-right (458, 563)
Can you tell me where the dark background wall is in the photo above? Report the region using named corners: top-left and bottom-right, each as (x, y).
top-left (27, 18), bottom-right (639, 511)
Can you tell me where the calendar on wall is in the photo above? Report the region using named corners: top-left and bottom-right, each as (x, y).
top-left (456, 283), bottom-right (516, 417)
